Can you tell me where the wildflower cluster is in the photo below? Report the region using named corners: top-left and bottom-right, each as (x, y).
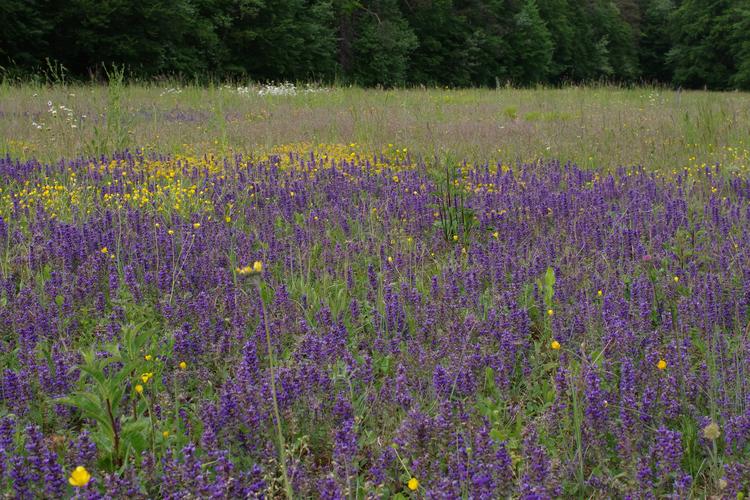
top-left (0, 148), bottom-right (748, 497)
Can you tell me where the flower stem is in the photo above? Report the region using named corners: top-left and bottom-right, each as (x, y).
top-left (257, 281), bottom-right (293, 499)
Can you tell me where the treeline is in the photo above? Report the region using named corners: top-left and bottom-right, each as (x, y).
top-left (2, 0), bottom-right (749, 89)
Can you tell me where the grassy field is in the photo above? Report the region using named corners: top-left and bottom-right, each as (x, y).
top-left (2, 83), bottom-right (749, 172)
top-left (1, 84), bottom-right (750, 498)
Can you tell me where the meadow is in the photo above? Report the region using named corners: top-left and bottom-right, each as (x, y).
top-left (1, 83), bottom-right (750, 498)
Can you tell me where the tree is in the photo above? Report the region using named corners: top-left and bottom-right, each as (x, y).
top-left (667, 0), bottom-right (735, 89)
top-left (44, 0), bottom-right (220, 78)
top-left (400, 0), bottom-right (473, 86)
top-left (0, 0), bottom-right (744, 88)
top-left (0, 0), bottom-right (52, 70)
top-left (190, 0), bottom-right (336, 81)
top-left (537, 0), bottom-right (576, 82)
top-left (350, 0), bottom-right (418, 86)
top-left (509, 0), bottom-right (554, 85)
top-left (728, 1), bottom-right (750, 89)
top-left (639, 0), bottom-right (676, 83)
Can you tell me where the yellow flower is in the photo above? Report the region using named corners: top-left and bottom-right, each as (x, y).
top-left (236, 265), bottom-right (252, 275)
top-left (702, 422), bottom-right (721, 440)
top-left (673, 276), bottom-right (679, 283)
top-left (168, 229), bottom-right (174, 235)
top-left (236, 261), bottom-right (262, 275)
top-left (135, 384), bottom-right (144, 394)
top-left (547, 309), bottom-right (554, 316)
top-left (493, 231), bottom-right (499, 239)
top-left (162, 430), bottom-right (170, 438)
top-left (452, 234), bottom-right (459, 241)
top-left (68, 466), bottom-right (91, 487)
top-left (100, 247), bottom-right (108, 254)
top-left (141, 372), bottom-right (153, 383)
top-left (657, 359), bottom-right (667, 370)
top-left (193, 222), bottom-right (201, 229)
top-left (551, 340), bottom-right (561, 350)
top-left (179, 361), bottom-right (187, 370)
top-left (387, 256), bottom-right (393, 264)
top-left (597, 290), bottom-right (603, 297)
top-left (144, 355), bottom-right (152, 361)
top-left (408, 477), bottom-right (419, 491)
top-left (225, 216), bottom-right (231, 223)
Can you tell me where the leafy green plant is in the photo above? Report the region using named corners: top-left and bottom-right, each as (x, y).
top-left (521, 266), bottom-right (556, 339)
top-left (58, 322), bottom-right (158, 470)
top-left (431, 160), bottom-right (477, 243)
top-left (44, 57), bottom-right (68, 86)
top-left (87, 63), bottom-right (129, 156)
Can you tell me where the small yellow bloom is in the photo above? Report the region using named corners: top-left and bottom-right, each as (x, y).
top-left (135, 384), bottom-right (144, 394)
top-left (547, 309), bottom-right (554, 316)
top-left (162, 431), bottom-right (170, 438)
top-left (179, 361), bottom-right (187, 370)
top-left (144, 355), bottom-right (152, 361)
top-left (657, 359), bottom-right (667, 370)
top-left (253, 261), bottom-right (263, 273)
top-left (225, 216), bottom-right (231, 223)
top-left (68, 466), bottom-right (91, 487)
top-left (673, 276), bottom-right (679, 283)
top-left (168, 229), bottom-right (174, 235)
top-left (408, 477), bottom-right (419, 491)
top-left (493, 231), bottom-right (499, 239)
top-left (597, 290), bottom-right (603, 297)
top-left (387, 256), bottom-right (393, 263)
top-left (702, 422), bottom-right (721, 440)
top-left (193, 222), bottom-right (201, 229)
top-left (100, 247), bottom-right (108, 254)
top-left (141, 372), bottom-right (153, 383)
top-left (551, 340), bottom-right (561, 350)
top-left (452, 234), bottom-right (458, 241)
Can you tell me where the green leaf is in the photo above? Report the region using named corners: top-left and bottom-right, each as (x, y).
top-left (121, 418), bottom-right (151, 454)
top-left (484, 366), bottom-right (496, 392)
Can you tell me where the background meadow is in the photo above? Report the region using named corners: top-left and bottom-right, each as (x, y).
top-left (2, 83), bottom-right (749, 171)
top-left (1, 82), bottom-right (750, 499)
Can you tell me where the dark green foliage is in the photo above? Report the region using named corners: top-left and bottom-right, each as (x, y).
top-left (46, 0), bottom-right (221, 77)
top-left (667, 0), bottom-right (737, 89)
top-left (350, 0), bottom-right (418, 86)
top-left (536, 0), bottom-right (576, 81)
top-left (1, 0), bottom-right (748, 88)
top-left (639, 0), bottom-right (676, 83)
top-left (0, 0), bottom-right (52, 69)
top-left (726, 2), bottom-right (750, 90)
top-left (509, 0), bottom-right (554, 85)
top-left (210, 0), bottom-right (337, 81)
top-left (399, 0), bottom-right (473, 86)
